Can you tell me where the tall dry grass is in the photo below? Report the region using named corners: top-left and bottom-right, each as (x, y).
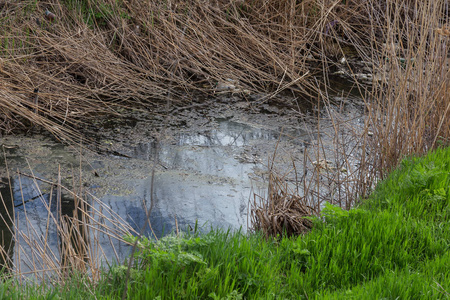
top-left (366, 0), bottom-right (450, 178)
top-left (0, 161), bottom-right (138, 283)
top-left (252, 0), bottom-right (450, 237)
top-left (0, 0), bottom-right (375, 142)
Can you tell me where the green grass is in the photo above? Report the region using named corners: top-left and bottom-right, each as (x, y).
top-left (2, 147), bottom-right (450, 299)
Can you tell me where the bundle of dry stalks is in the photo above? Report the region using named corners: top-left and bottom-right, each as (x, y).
top-left (250, 117), bottom-right (368, 237)
top-left (251, 171), bottom-right (315, 238)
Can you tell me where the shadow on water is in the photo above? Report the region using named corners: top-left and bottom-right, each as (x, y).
top-left (0, 171), bottom-right (89, 277)
top-left (0, 179), bottom-right (14, 274)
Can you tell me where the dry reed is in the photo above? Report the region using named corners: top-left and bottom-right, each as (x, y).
top-left (251, 170), bottom-right (315, 238)
top-left (251, 0), bottom-right (450, 237)
top-left (366, 0), bottom-right (450, 177)
top-left (0, 161), bottom-right (138, 284)
top-left (0, 0), bottom-right (375, 143)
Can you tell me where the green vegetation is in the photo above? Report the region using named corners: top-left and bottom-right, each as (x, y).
top-left (1, 0), bottom-right (449, 298)
top-left (2, 146), bottom-right (448, 299)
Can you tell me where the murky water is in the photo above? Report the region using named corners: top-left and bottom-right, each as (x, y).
top-left (0, 81), bottom-right (366, 273)
top-left (0, 116), bottom-right (304, 271)
top-left (97, 118), bottom-right (287, 237)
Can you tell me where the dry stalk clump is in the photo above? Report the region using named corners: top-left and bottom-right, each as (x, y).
top-left (251, 172), bottom-right (315, 238)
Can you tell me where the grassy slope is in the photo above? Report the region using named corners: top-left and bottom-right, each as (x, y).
top-left (30, 146), bottom-right (446, 299)
top-left (4, 150), bottom-right (449, 299)
top-left (321, 145), bottom-right (450, 299)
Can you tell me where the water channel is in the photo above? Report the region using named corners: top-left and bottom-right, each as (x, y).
top-left (0, 78), bottom-right (366, 276)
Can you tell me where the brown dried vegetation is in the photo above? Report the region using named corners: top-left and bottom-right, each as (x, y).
top-left (0, 0), bottom-right (375, 140)
top-left (252, 172), bottom-right (314, 238)
top-left (1, 0), bottom-right (449, 238)
top-left (252, 0), bottom-right (450, 237)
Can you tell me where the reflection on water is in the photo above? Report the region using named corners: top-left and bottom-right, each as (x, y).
top-left (94, 119), bottom-right (284, 239)
top-left (0, 173), bottom-right (91, 277)
top-left (0, 118), bottom-right (285, 273)
top-left (0, 95), bottom-right (365, 274)
top-left (176, 120), bottom-right (280, 148)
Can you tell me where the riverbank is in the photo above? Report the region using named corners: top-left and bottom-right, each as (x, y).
top-left (1, 0), bottom-right (449, 297)
top-left (3, 146), bottom-right (449, 299)
top-left (2, 0), bottom-right (449, 202)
